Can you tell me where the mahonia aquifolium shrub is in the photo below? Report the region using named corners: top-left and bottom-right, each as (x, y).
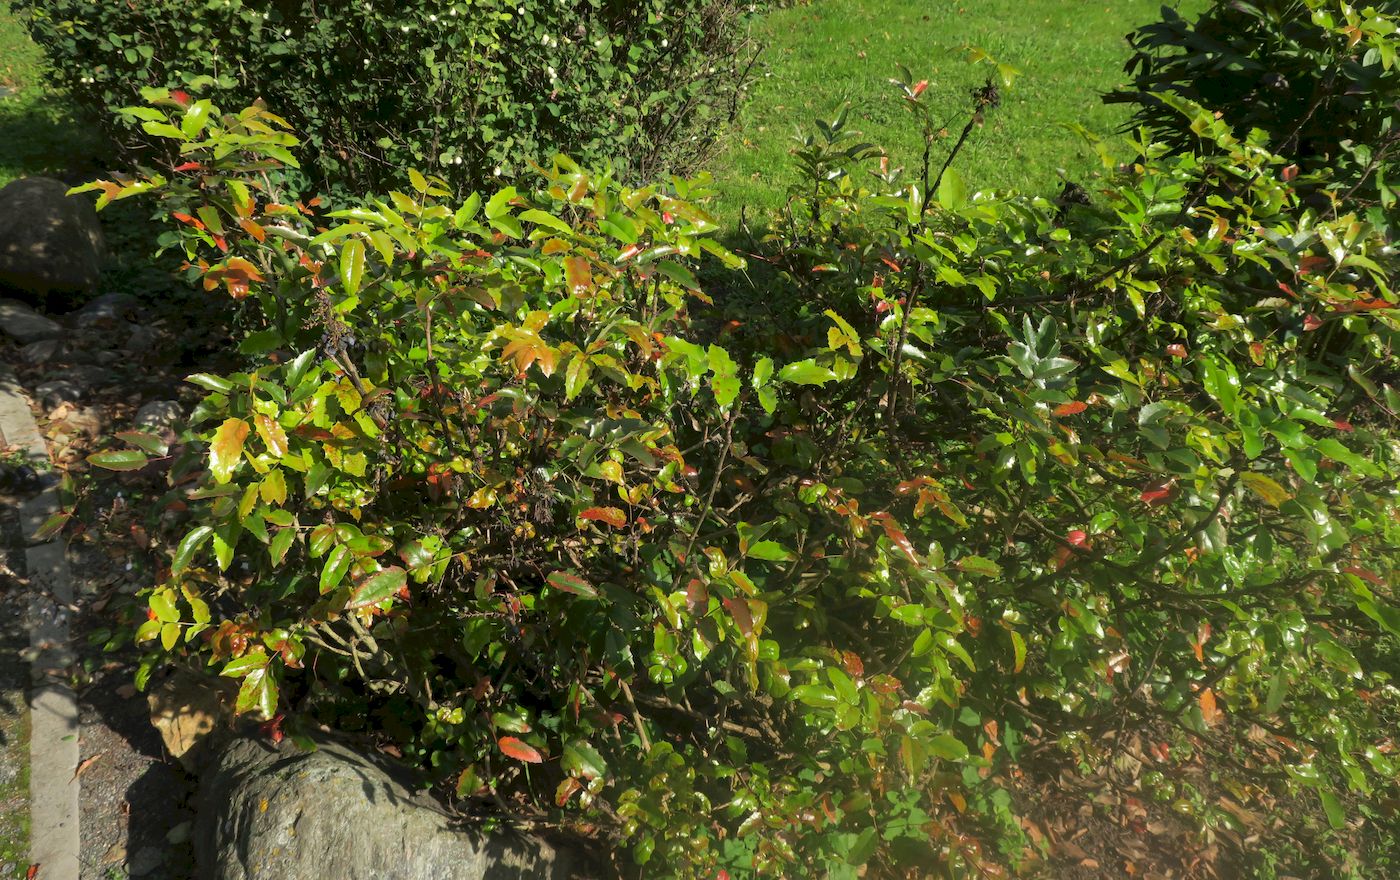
top-left (13, 0), bottom-right (756, 196)
top-left (63, 6), bottom-right (1400, 878)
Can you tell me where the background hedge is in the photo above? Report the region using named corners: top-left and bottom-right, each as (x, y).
top-left (12, 0), bottom-right (757, 195)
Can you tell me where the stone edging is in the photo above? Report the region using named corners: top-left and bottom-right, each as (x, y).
top-left (1, 366), bottom-right (80, 880)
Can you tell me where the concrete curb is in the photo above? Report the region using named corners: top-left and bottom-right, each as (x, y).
top-left (1, 367), bottom-right (80, 880)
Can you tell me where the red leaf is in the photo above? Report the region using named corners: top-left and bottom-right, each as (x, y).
top-left (723, 597), bottom-right (753, 636)
top-left (685, 579), bottom-right (708, 613)
top-left (1332, 419), bottom-right (1354, 432)
top-left (1303, 314), bottom-right (1323, 331)
top-left (170, 89), bottom-right (191, 106)
top-left (1343, 565), bottom-right (1384, 586)
top-left (1282, 164), bottom-right (1299, 182)
top-left (1140, 482), bottom-right (1175, 507)
top-left (578, 506), bottom-right (626, 528)
top-left (841, 650), bottom-right (865, 678)
top-left (498, 736), bottom-right (543, 763)
top-left (258, 713), bottom-right (285, 745)
top-left (1166, 344), bottom-right (1188, 358)
top-left (1053, 400), bottom-right (1088, 416)
top-left (1066, 529), bottom-right (1088, 547)
top-left (173, 161), bottom-right (202, 172)
top-left (911, 80), bottom-right (928, 98)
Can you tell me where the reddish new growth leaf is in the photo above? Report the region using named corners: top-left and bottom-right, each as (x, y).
top-left (1166, 344), bottom-right (1188, 358)
top-left (870, 512), bottom-right (920, 563)
top-left (1139, 481), bottom-right (1175, 507)
top-left (1053, 529), bottom-right (1090, 570)
top-left (1343, 565), bottom-right (1384, 586)
top-left (1333, 419), bottom-right (1355, 432)
top-left (723, 597), bottom-right (754, 636)
top-left (498, 736), bottom-right (543, 763)
top-left (841, 650), bottom-right (865, 678)
top-left (1303, 314), bottom-right (1324, 331)
top-left (259, 713), bottom-right (286, 744)
top-left (1053, 400), bottom-right (1088, 416)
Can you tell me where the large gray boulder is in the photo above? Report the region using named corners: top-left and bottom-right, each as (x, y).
top-left (0, 177), bottom-right (104, 303)
top-left (195, 736), bottom-right (583, 880)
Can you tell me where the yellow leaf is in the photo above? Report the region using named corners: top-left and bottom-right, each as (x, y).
top-left (210, 418), bottom-right (250, 484)
top-left (1239, 472), bottom-right (1291, 507)
top-left (255, 414), bottom-right (288, 457)
top-left (260, 469), bottom-right (288, 505)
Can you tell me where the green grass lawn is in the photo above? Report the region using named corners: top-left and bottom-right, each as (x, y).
top-left (706, 0), bottom-right (1203, 226)
top-left (0, 2), bottom-right (102, 187)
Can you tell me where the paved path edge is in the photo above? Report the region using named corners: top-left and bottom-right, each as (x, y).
top-left (1, 366), bottom-right (80, 880)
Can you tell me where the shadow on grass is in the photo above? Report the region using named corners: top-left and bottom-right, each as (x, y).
top-left (0, 87), bottom-right (106, 187)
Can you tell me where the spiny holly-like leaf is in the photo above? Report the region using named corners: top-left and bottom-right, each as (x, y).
top-left (498, 736), bottom-right (543, 763)
top-left (562, 741), bottom-right (607, 779)
top-left (255, 414), bottom-right (289, 457)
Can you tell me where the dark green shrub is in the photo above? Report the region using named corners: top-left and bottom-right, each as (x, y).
top-left (1106, 0), bottom-right (1400, 224)
top-left (75, 36), bottom-right (1400, 880)
top-left (12, 0), bottom-right (756, 195)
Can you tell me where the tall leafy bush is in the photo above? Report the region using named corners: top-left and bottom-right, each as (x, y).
top-left (13, 0), bottom-right (756, 194)
top-left (74, 16), bottom-right (1400, 880)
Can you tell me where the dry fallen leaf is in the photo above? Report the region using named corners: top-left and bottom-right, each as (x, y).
top-left (71, 752), bottom-right (103, 782)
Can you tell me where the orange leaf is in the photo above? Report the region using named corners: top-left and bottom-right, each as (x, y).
top-left (564, 256), bottom-right (592, 293)
top-left (578, 506), bottom-right (626, 528)
top-left (210, 418), bottom-right (250, 483)
top-left (1053, 400), bottom-right (1087, 416)
top-left (498, 736), bottom-right (543, 763)
top-left (1199, 687), bottom-right (1219, 725)
top-left (239, 218), bottom-right (267, 242)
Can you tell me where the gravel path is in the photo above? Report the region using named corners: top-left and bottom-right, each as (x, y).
top-left (2, 292), bottom-right (204, 880)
